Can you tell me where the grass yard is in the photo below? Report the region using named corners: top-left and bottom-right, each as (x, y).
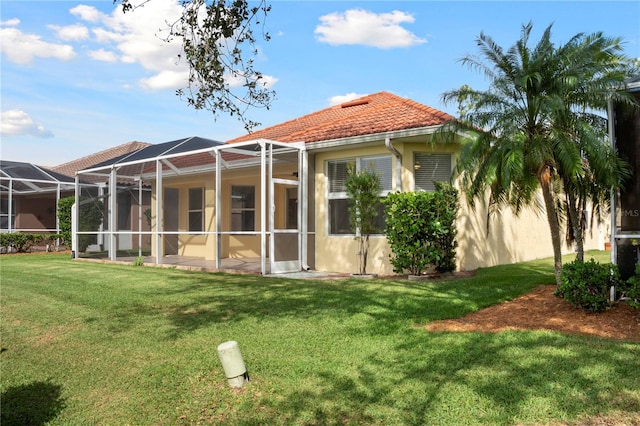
top-left (1, 251), bottom-right (638, 425)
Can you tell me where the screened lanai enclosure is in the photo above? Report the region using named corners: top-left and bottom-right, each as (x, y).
top-left (0, 160), bottom-right (75, 236)
top-left (610, 76), bottom-right (640, 280)
top-left (74, 136), bottom-right (309, 275)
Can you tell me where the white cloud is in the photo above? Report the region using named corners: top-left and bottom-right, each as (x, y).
top-left (0, 26), bottom-right (76, 64)
top-left (73, 0), bottom-right (189, 90)
top-left (140, 69), bottom-right (189, 90)
top-left (71, 0), bottom-right (276, 91)
top-left (1, 18), bottom-right (20, 27)
top-left (315, 9), bottom-right (426, 48)
top-left (225, 72), bottom-right (278, 89)
top-left (329, 93), bottom-right (366, 106)
top-left (258, 75), bottom-right (278, 89)
top-left (88, 48), bottom-right (118, 62)
top-left (49, 24), bottom-right (90, 41)
top-left (1, 110), bottom-right (54, 138)
top-left (70, 4), bottom-right (103, 23)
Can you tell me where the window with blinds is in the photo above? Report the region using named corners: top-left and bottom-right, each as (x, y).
top-left (327, 155), bottom-right (392, 235)
top-left (414, 153), bottom-right (452, 192)
top-left (360, 156), bottom-right (393, 192)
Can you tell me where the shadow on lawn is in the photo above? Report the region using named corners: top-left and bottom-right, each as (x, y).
top-left (103, 261), bottom-right (555, 340)
top-left (264, 332), bottom-right (640, 425)
top-left (0, 381), bottom-right (66, 426)
top-left (167, 263), bottom-right (550, 336)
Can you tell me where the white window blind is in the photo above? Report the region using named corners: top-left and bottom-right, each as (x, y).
top-left (360, 156), bottom-right (392, 192)
top-left (414, 153), bottom-right (452, 192)
top-left (327, 155), bottom-right (392, 235)
top-left (328, 159), bottom-right (355, 193)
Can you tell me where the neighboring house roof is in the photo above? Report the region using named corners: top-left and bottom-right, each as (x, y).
top-left (227, 91), bottom-right (455, 144)
top-left (52, 141), bottom-right (151, 176)
top-left (0, 160), bottom-right (75, 194)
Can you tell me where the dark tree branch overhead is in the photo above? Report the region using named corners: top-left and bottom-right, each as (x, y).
top-left (118, 0), bottom-right (274, 132)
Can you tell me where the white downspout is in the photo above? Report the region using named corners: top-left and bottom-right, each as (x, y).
top-left (385, 137), bottom-right (402, 191)
top-left (137, 178), bottom-right (142, 257)
top-left (109, 167), bottom-right (117, 261)
top-left (215, 149), bottom-right (222, 270)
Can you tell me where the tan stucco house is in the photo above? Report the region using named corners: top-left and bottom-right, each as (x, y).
top-left (73, 92), bottom-right (606, 275)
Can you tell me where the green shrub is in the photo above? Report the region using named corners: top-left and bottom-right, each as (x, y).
top-left (555, 259), bottom-right (619, 312)
top-left (0, 233), bottom-right (62, 253)
top-left (620, 264), bottom-right (640, 309)
top-left (58, 196), bottom-right (104, 252)
top-left (383, 183), bottom-right (459, 275)
top-left (57, 196), bottom-right (75, 247)
top-left (431, 182), bottom-right (459, 273)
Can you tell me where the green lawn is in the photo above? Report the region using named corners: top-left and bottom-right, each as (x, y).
top-left (1, 251), bottom-right (638, 425)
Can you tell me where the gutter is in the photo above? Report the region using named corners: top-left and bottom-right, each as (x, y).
top-left (305, 125), bottom-right (445, 152)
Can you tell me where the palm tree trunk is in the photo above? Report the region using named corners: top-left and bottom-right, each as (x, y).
top-left (540, 169), bottom-right (563, 286)
top-left (566, 191), bottom-right (584, 262)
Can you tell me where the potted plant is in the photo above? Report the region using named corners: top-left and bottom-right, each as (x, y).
top-left (345, 165), bottom-right (382, 278)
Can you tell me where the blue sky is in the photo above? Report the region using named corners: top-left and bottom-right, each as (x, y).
top-left (1, 0), bottom-right (639, 167)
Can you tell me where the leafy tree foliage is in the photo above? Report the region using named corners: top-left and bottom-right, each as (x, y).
top-left (119, 0), bottom-right (274, 131)
top-left (345, 165), bottom-right (382, 275)
top-left (442, 22), bottom-right (637, 285)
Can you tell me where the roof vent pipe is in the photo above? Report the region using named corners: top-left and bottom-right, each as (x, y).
top-left (385, 137), bottom-right (402, 191)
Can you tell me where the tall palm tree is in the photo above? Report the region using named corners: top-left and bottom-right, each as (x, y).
top-left (550, 32), bottom-right (633, 261)
top-left (442, 22), bottom-right (635, 285)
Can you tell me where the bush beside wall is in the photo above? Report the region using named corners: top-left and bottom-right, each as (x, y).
top-left (384, 183), bottom-right (459, 275)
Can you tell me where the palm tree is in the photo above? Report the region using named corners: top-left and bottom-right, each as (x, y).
top-left (550, 32), bottom-right (633, 261)
top-left (442, 22), bottom-right (635, 285)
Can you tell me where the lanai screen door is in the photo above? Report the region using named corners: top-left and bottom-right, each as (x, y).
top-left (270, 178), bottom-right (300, 274)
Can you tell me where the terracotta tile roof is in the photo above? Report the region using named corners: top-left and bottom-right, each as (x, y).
top-left (227, 91), bottom-right (454, 144)
top-left (51, 141), bottom-right (151, 176)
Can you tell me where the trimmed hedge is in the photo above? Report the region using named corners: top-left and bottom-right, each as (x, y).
top-left (0, 233), bottom-right (63, 253)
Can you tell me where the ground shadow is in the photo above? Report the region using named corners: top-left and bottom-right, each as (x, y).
top-left (99, 260), bottom-right (554, 340)
top-left (262, 332), bottom-right (640, 424)
top-left (1, 381), bottom-right (66, 426)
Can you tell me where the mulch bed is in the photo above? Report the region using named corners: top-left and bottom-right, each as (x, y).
top-left (424, 285), bottom-right (640, 342)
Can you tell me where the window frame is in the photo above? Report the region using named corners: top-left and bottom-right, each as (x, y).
top-left (231, 185), bottom-right (256, 232)
top-left (188, 187), bottom-right (204, 234)
top-left (413, 152), bottom-right (453, 192)
top-left (326, 155), bottom-right (392, 236)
